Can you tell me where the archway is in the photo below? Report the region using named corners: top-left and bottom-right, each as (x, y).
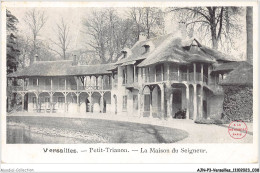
top-left (143, 85), bottom-right (151, 117)
top-left (103, 91), bottom-right (111, 113)
top-left (67, 92), bottom-right (77, 113)
top-left (52, 92), bottom-right (65, 113)
top-left (38, 92), bottom-right (51, 113)
top-left (172, 89), bottom-right (182, 116)
top-left (79, 92), bottom-right (89, 113)
top-left (171, 83), bottom-right (187, 119)
top-left (92, 92), bottom-right (102, 113)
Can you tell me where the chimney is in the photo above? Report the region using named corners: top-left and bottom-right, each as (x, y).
top-left (139, 32), bottom-right (147, 41)
top-left (34, 54), bottom-right (38, 63)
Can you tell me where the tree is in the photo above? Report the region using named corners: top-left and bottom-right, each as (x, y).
top-left (82, 9), bottom-right (136, 63)
top-left (24, 8), bottom-right (47, 64)
top-left (128, 7), bottom-right (144, 41)
top-left (6, 10), bottom-right (20, 74)
top-left (49, 18), bottom-right (71, 60)
top-left (246, 7), bottom-right (253, 64)
top-left (6, 9), bottom-right (20, 112)
top-left (128, 7), bottom-right (165, 41)
top-left (82, 10), bottom-right (108, 63)
top-left (141, 7), bottom-right (165, 39)
top-left (170, 7), bottom-right (242, 50)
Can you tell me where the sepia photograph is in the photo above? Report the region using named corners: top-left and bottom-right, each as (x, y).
top-left (1, 1), bottom-right (258, 170)
top-left (5, 5), bottom-right (254, 144)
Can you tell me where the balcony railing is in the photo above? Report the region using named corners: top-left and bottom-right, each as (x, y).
top-left (142, 71), bottom-right (210, 84)
top-left (12, 84), bottom-right (112, 92)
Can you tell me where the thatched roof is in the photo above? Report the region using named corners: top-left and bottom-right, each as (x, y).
top-left (133, 34), bottom-right (234, 67)
top-left (220, 62), bottom-right (253, 86)
top-left (8, 60), bottom-right (114, 78)
top-left (116, 33), bottom-right (173, 65)
top-left (212, 61), bottom-right (247, 73)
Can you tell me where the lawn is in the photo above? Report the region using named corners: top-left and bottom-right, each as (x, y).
top-left (7, 116), bottom-right (189, 144)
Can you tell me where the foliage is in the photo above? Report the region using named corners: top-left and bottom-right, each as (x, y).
top-left (82, 7), bottom-right (165, 63)
top-left (223, 86), bottom-right (253, 122)
top-left (6, 10), bottom-right (20, 74)
top-left (170, 7), bottom-right (243, 51)
top-left (49, 18), bottom-right (71, 60)
top-left (24, 8), bottom-right (48, 64)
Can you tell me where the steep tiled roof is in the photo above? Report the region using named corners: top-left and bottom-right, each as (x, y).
top-left (8, 60), bottom-right (114, 77)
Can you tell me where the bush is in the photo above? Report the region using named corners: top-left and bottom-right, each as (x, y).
top-left (223, 86), bottom-right (253, 122)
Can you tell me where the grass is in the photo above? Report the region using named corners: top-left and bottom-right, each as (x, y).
top-left (7, 116), bottom-right (189, 143)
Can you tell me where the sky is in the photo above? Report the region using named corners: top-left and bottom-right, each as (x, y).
top-left (8, 7), bottom-right (247, 60)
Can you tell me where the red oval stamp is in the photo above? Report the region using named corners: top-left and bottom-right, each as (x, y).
top-left (228, 120), bottom-right (248, 139)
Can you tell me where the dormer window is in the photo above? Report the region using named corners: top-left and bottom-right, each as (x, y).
top-left (122, 51), bottom-right (127, 59)
top-left (143, 45), bottom-right (150, 53)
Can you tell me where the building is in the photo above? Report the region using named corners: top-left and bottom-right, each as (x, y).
top-left (7, 33), bottom-right (246, 122)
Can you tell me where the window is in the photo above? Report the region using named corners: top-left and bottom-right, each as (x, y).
top-left (122, 96), bottom-right (127, 111)
top-left (32, 79), bottom-right (37, 86)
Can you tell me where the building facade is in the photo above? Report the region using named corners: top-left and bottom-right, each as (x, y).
top-left (7, 33), bottom-right (246, 122)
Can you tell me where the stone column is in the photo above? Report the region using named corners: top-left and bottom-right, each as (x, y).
top-left (89, 93), bottom-right (93, 113)
top-left (160, 85), bottom-right (165, 118)
top-left (167, 64), bottom-right (170, 80)
top-left (193, 84), bottom-right (197, 121)
top-left (101, 76), bottom-right (104, 90)
top-left (50, 92), bottom-right (53, 113)
top-left (177, 65), bottom-right (180, 81)
top-left (150, 89), bottom-right (153, 118)
top-left (36, 94), bottom-right (39, 113)
top-left (208, 65), bottom-right (212, 85)
top-left (201, 64), bottom-right (204, 83)
top-left (186, 85), bottom-right (189, 119)
top-left (37, 78), bottom-right (39, 90)
top-left (161, 64), bottom-right (164, 81)
top-left (200, 86), bottom-right (203, 118)
top-left (187, 67), bottom-right (189, 81)
top-left (64, 93), bottom-right (67, 113)
top-left (100, 93), bottom-right (104, 113)
top-left (193, 63), bottom-right (196, 83)
top-left (138, 92), bottom-right (142, 117)
top-left (133, 65), bottom-right (136, 83)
